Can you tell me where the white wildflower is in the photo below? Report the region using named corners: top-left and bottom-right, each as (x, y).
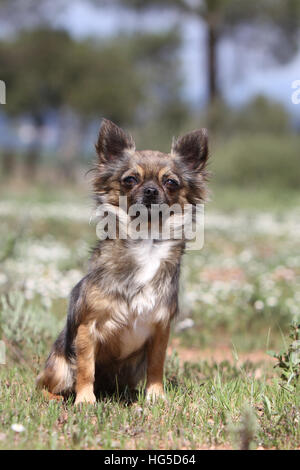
top-left (0, 273), bottom-right (7, 285)
top-left (11, 424), bottom-right (25, 433)
top-left (239, 250), bottom-right (253, 263)
top-left (266, 296), bottom-right (278, 307)
top-left (175, 318), bottom-right (195, 333)
top-left (254, 300), bottom-right (264, 311)
top-left (201, 293), bottom-right (215, 305)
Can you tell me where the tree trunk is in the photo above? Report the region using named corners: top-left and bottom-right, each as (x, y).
top-left (2, 149), bottom-right (15, 176)
top-left (24, 113), bottom-right (44, 180)
top-left (25, 146), bottom-right (39, 180)
top-left (59, 111), bottom-right (84, 182)
top-left (207, 20), bottom-right (219, 105)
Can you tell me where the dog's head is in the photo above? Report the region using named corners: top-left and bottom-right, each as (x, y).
top-left (93, 119), bottom-right (209, 209)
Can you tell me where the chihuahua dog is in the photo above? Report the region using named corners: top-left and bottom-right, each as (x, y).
top-left (37, 119), bottom-right (208, 404)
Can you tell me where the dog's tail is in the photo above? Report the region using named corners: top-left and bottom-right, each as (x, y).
top-left (36, 329), bottom-right (75, 396)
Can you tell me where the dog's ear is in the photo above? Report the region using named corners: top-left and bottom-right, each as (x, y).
top-left (96, 119), bottom-right (135, 162)
top-left (171, 129), bottom-right (208, 171)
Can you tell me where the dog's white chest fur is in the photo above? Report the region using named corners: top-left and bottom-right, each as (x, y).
top-left (119, 240), bottom-right (172, 359)
top-left (119, 315), bottom-right (154, 359)
top-left (131, 240), bottom-right (172, 286)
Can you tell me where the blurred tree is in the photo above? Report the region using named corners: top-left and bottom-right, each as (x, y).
top-left (95, 0), bottom-right (300, 106)
top-left (66, 30), bottom-right (186, 126)
top-left (206, 95), bottom-right (290, 137)
top-left (0, 26), bottom-right (186, 175)
top-left (233, 96), bottom-right (290, 135)
top-left (0, 0), bottom-right (67, 176)
top-left (0, 29), bottom-right (73, 177)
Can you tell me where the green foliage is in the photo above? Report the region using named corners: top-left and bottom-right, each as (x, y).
top-left (0, 27), bottom-right (187, 125)
top-left (0, 293), bottom-right (61, 361)
top-left (0, 187), bottom-right (299, 449)
top-left (212, 134), bottom-right (300, 189)
top-left (268, 321), bottom-right (300, 390)
top-left (0, 29), bottom-right (73, 116)
top-left (64, 36), bottom-right (146, 123)
top-left (207, 96), bottom-right (290, 136)
top-left (0, 232), bottom-right (18, 263)
top-left (0, 357), bottom-right (298, 449)
top-left (227, 404), bottom-right (258, 450)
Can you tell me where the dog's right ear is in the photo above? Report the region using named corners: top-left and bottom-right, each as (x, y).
top-left (96, 119), bottom-right (135, 163)
top-left (171, 129), bottom-right (208, 172)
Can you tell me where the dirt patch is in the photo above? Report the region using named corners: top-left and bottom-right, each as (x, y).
top-left (200, 267), bottom-right (246, 283)
top-left (168, 338), bottom-right (275, 367)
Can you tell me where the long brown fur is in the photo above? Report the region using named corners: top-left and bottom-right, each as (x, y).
top-left (37, 119), bottom-right (209, 404)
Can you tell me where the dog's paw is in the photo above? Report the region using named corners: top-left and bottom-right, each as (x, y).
top-left (145, 384), bottom-right (166, 403)
top-left (74, 389), bottom-right (96, 406)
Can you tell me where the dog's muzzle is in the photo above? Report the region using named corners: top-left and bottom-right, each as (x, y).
top-left (143, 186), bottom-right (159, 206)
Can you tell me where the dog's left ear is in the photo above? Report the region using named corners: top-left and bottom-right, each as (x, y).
top-left (171, 129), bottom-right (208, 171)
top-left (96, 118), bottom-right (135, 163)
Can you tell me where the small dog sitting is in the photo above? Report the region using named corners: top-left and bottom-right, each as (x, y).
top-left (37, 119), bottom-right (209, 404)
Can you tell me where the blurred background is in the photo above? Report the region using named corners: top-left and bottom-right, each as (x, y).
top-left (0, 0), bottom-right (299, 189)
top-left (0, 0), bottom-right (300, 357)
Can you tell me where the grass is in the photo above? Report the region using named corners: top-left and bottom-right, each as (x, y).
top-left (1, 352), bottom-right (299, 450)
top-left (0, 182), bottom-right (299, 450)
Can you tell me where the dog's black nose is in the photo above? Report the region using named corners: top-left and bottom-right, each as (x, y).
top-left (144, 187), bottom-right (158, 197)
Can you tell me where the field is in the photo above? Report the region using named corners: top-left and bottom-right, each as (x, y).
top-left (0, 182), bottom-right (299, 450)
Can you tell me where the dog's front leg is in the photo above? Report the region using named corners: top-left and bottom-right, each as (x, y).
top-left (146, 321), bottom-right (170, 401)
top-left (74, 323), bottom-right (96, 405)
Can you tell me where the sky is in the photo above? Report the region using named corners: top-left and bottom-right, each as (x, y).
top-left (55, 1), bottom-right (300, 117)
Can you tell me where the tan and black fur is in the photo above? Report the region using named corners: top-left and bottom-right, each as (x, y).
top-left (37, 119), bottom-right (209, 404)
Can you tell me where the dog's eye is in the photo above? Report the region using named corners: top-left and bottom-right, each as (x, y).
top-left (165, 178), bottom-right (179, 189)
top-left (123, 176), bottom-right (138, 186)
